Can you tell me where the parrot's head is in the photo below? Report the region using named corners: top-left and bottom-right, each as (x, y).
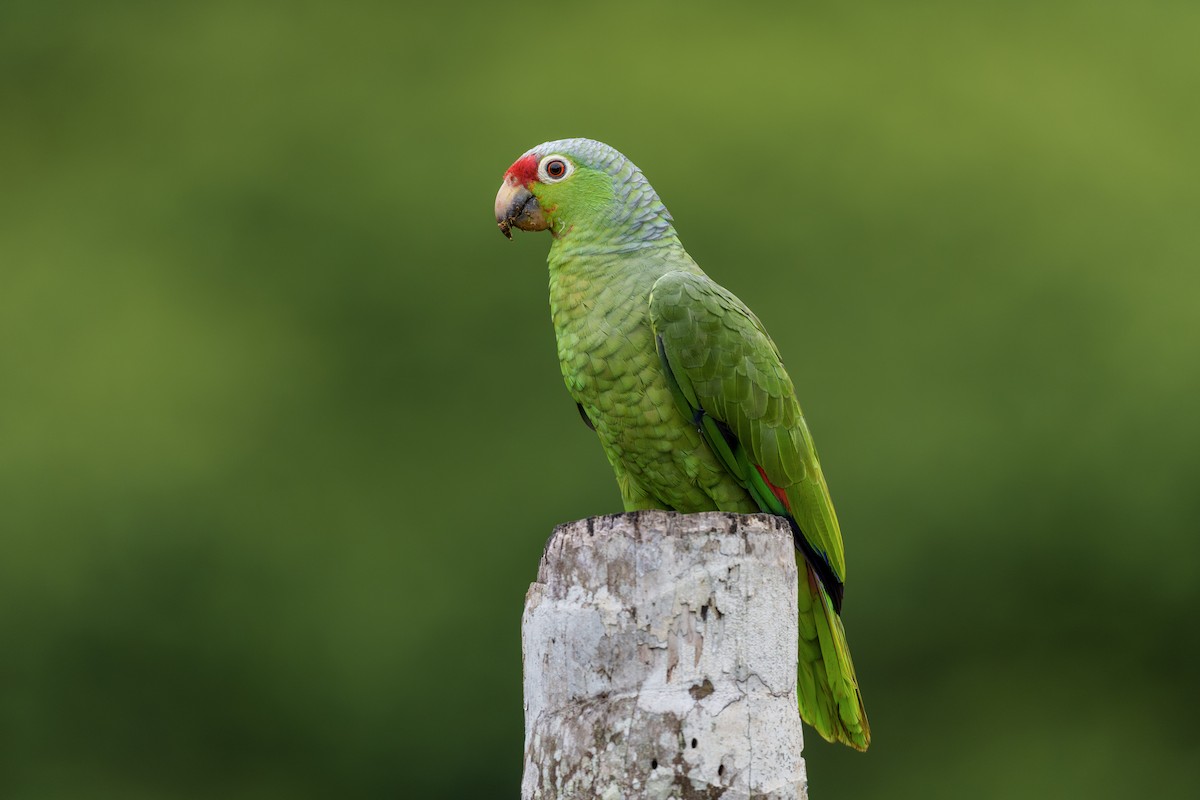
top-left (495, 138), bottom-right (673, 246)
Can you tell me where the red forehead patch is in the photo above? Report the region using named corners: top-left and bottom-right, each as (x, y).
top-left (503, 154), bottom-right (538, 186)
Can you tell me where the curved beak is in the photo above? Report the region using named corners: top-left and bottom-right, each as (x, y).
top-left (495, 178), bottom-right (548, 239)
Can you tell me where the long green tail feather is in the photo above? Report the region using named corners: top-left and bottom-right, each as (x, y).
top-left (797, 560), bottom-right (870, 750)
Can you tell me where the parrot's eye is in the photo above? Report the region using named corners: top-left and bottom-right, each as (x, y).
top-left (538, 155), bottom-right (574, 183)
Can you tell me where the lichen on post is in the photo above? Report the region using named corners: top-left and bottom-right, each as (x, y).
top-left (521, 510), bottom-right (808, 799)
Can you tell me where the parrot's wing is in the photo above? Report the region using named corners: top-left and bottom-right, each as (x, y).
top-left (650, 270), bottom-right (870, 750)
top-left (648, 270), bottom-right (847, 589)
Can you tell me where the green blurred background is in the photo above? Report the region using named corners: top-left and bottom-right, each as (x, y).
top-left (2, 1), bottom-right (1197, 797)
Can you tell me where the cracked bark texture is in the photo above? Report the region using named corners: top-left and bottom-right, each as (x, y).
top-left (521, 511), bottom-right (808, 800)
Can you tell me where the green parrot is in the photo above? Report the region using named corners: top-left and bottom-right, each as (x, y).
top-left (495, 138), bottom-right (869, 751)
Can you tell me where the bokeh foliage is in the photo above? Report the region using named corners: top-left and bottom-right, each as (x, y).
top-left (2, 1), bottom-right (1197, 797)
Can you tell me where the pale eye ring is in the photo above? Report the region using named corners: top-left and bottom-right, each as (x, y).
top-left (538, 155), bottom-right (573, 183)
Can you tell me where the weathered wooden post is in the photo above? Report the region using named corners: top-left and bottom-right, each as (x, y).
top-left (521, 510), bottom-right (808, 799)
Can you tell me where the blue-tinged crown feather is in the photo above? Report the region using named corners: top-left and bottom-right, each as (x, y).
top-left (523, 138), bottom-right (675, 246)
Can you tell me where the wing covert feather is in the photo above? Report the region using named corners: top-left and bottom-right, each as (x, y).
top-left (648, 270), bottom-right (846, 581)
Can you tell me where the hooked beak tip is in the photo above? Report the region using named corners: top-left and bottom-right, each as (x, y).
top-left (495, 178), bottom-right (548, 240)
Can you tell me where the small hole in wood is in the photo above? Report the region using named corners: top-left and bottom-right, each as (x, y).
top-left (651, 758), bottom-right (658, 770)
top-left (700, 604), bottom-right (709, 621)
top-left (691, 738), bottom-right (698, 749)
top-left (718, 764), bottom-right (725, 777)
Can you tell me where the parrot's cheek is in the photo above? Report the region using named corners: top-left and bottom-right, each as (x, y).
top-left (495, 180), bottom-right (549, 239)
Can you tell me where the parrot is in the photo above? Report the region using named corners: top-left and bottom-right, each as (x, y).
top-left (494, 138), bottom-right (869, 751)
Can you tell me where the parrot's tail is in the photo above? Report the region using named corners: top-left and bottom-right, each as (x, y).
top-left (796, 558), bottom-right (871, 751)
